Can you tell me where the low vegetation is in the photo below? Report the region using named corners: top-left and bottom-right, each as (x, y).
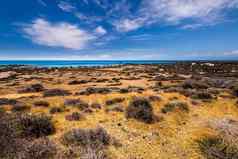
top-left (197, 118), bottom-right (238, 159)
top-left (17, 114), bottom-right (55, 138)
top-left (62, 127), bottom-right (112, 159)
top-left (43, 89), bottom-right (71, 97)
top-left (126, 97), bottom-right (156, 123)
top-left (161, 100), bottom-right (189, 113)
top-left (0, 63), bottom-right (238, 158)
top-left (0, 112), bottom-right (56, 158)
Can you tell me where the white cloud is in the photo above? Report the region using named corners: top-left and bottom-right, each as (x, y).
top-left (23, 18), bottom-right (96, 50)
top-left (181, 23), bottom-right (205, 29)
top-left (144, 0), bottom-right (238, 24)
top-left (58, 1), bottom-right (76, 12)
top-left (95, 26), bottom-right (107, 35)
top-left (114, 18), bottom-right (144, 32)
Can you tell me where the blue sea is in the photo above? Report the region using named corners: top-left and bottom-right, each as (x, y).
top-left (0, 60), bottom-right (175, 68)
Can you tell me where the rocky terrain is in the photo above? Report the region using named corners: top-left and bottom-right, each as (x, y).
top-left (0, 61), bottom-right (238, 159)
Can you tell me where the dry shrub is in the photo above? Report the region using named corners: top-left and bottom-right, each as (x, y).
top-left (34, 101), bottom-right (50, 107)
top-left (105, 97), bottom-right (125, 105)
top-left (11, 102), bottom-right (29, 112)
top-left (18, 84), bottom-right (44, 93)
top-left (76, 87), bottom-right (111, 95)
top-left (182, 79), bottom-right (209, 89)
top-left (17, 114), bottom-right (55, 138)
top-left (65, 112), bottom-right (83, 121)
top-left (197, 137), bottom-right (238, 159)
top-left (209, 118), bottom-right (238, 144)
top-left (191, 91), bottom-right (213, 100)
top-left (68, 80), bottom-right (88, 85)
top-left (62, 127), bottom-right (111, 147)
top-left (154, 81), bottom-right (163, 88)
top-left (197, 117), bottom-right (238, 159)
top-left (126, 97), bottom-right (156, 124)
top-left (105, 104), bottom-right (124, 113)
top-left (49, 106), bottom-right (64, 114)
top-left (18, 138), bottom-right (57, 159)
top-left (161, 101), bottom-right (189, 114)
top-left (61, 127), bottom-right (112, 159)
top-left (233, 85), bottom-right (238, 97)
top-left (0, 114), bottom-right (19, 158)
top-left (43, 89), bottom-right (71, 97)
top-left (64, 99), bottom-right (89, 110)
top-left (80, 146), bottom-right (108, 159)
top-left (0, 98), bottom-right (17, 105)
top-left (91, 103), bottom-right (102, 109)
top-left (0, 112), bottom-right (57, 158)
top-left (148, 95), bottom-right (162, 102)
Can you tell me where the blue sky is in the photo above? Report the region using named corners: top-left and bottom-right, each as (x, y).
top-left (1, 0), bottom-right (238, 60)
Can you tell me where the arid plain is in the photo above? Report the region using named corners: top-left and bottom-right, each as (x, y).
top-left (0, 62), bottom-right (238, 159)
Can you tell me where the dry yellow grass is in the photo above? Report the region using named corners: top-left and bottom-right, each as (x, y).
top-left (0, 68), bottom-right (237, 159)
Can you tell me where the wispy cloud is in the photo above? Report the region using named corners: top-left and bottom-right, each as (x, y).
top-left (141, 0), bottom-right (238, 27)
top-left (37, 0), bottom-right (47, 7)
top-left (113, 18), bottom-right (144, 32)
top-left (22, 18), bottom-right (96, 50)
top-left (58, 1), bottom-right (76, 12)
top-left (57, 0), bottom-right (238, 33)
top-left (94, 26), bottom-right (107, 35)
